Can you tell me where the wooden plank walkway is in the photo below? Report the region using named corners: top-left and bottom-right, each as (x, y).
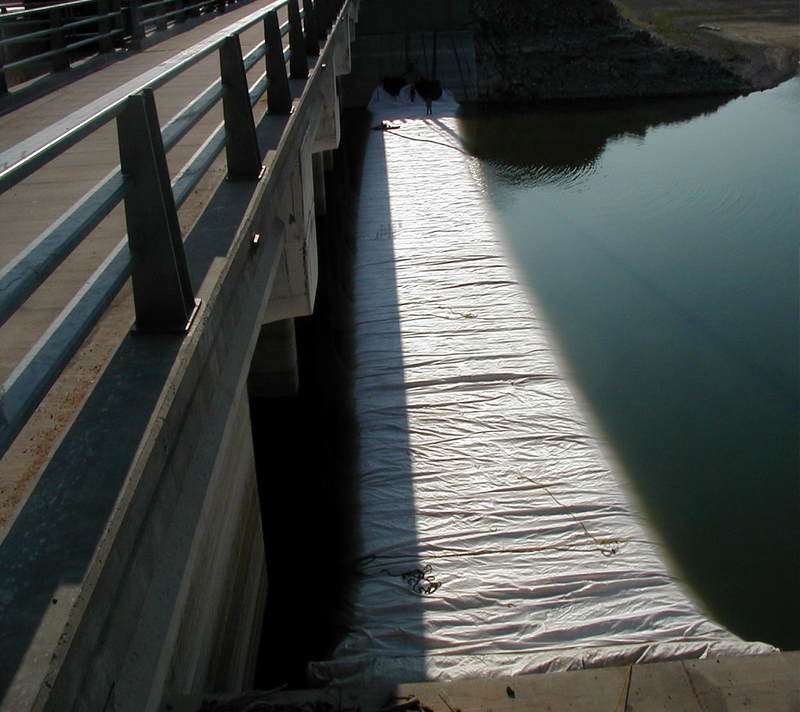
top-left (0, 0), bottom-right (281, 534)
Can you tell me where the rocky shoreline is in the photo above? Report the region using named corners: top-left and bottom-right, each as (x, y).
top-left (470, 0), bottom-right (798, 102)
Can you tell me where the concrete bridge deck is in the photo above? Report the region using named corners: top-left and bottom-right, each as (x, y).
top-left (0, 0), bottom-right (353, 707)
top-left (0, 0), bottom-right (281, 530)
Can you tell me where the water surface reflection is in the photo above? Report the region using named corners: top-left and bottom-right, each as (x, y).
top-left (460, 81), bottom-right (800, 649)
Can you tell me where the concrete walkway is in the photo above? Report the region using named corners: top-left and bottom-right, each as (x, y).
top-left (0, 0), bottom-right (276, 535)
top-left (0, 0), bottom-right (278, 376)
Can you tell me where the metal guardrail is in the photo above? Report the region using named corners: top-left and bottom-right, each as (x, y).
top-left (0, 0), bottom-right (260, 93)
top-left (0, 0), bottom-right (345, 456)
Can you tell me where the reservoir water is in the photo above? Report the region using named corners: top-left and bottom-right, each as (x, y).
top-left (458, 78), bottom-right (800, 650)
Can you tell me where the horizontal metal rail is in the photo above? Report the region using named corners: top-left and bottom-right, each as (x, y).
top-left (0, 13), bottom-right (119, 47)
top-left (0, 25), bottom-right (281, 322)
top-left (0, 0), bottom-right (262, 93)
top-left (0, 0), bottom-right (343, 455)
top-left (0, 1), bottom-right (290, 188)
top-left (1, 0), bottom-right (99, 18)
top-left (2, 29), bottom-right (125, 71)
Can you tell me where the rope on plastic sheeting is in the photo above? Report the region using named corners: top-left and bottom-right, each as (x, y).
top-left (380, 563), bottom-right (442, 596)
top-left (371, 121), bottom-right (471, 156)
top-left (516, 474), bottom-right (622, 557)
top-left (384, 129), bottom-right (470, 156)
top-left (351, 475), bottom-right (650, 596)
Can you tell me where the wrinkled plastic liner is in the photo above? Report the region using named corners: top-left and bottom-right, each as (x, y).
top-left (308, 90), bottom-right (774, 686)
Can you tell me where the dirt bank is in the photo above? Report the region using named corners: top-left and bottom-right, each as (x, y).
top-left (471, 0), bottom-right (798, 102)
top-left (613, 0), bottom-right (799, 89)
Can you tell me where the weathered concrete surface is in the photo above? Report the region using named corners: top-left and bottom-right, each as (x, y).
top-left (248, 319), bottom-right (300, 398)
top-left (346, 0), bottom-right (798, 106)
top-left (169, 651), bottom-right (800, 711)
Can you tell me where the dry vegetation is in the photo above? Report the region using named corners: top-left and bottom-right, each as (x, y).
top-left (612, 0), bottom-right (799, 86)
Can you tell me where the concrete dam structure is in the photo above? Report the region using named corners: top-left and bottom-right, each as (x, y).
top-left (0, 0), bottom-right (798, 710)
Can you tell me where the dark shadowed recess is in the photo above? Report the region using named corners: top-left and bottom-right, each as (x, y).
top-left (250, 110), bottom-right (372, 689)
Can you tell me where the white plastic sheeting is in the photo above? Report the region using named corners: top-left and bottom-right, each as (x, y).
top-left (307, 89), bottom-right (775, 686)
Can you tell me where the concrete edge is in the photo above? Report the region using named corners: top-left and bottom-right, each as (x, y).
top-left (166, 651), bottom-right (800, 711)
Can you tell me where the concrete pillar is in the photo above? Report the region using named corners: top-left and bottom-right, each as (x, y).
top-left (248, 319), bottom-right (300, 398)
top-left (312, 60), bottom-right (341, 151)
top-left (163, 395), bottom-right (267, 699)
top-left (313, 152), bottom-right (327, 216)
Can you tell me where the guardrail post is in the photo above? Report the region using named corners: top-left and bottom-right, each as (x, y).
top-left (320, 0), bottom-right (333, 31)
top-left (176, 0), bottom-right (186, 24)
top-left (49, 7), bottom-right (70, 72)
top-left (117, 89), bottom-right (197, 332)
top-left (303, 0), bottom-right (320, 57)
top-left (287, 0), bottom-right (307, 79)
top-left (264, 10), bottom-right (290, 114)
top-left (0, 37), bottom-right (8, 95)
top-left (156, 0), bottom-right (167, 31)
top-left (219, 34), bottom-right (262, 180)
top-left (125, 0), bottom-right (145, 47)
top-left (314, 0), bottom-right (326, 32)
top-left (98, 0), bottom-right (113, 52)
top-left (111, 0), bottom-right (124, 46)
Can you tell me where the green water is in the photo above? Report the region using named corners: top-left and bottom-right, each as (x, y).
top-left (459, 79), bottom-right (800, 649)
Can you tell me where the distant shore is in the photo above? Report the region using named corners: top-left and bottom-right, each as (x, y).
top-left (613, 0), bottom-right (799, 91)
top-left (471, 0), bottom-right (798, 103)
